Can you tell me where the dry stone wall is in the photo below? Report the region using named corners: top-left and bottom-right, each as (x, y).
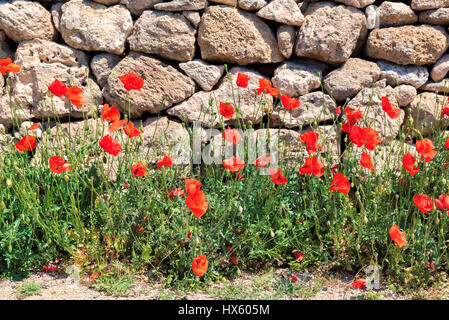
top-left (2, 0), bottom-right (449, 162)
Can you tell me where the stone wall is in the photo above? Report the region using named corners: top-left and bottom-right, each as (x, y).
top-left (1, 0), bottom-right (449, 158)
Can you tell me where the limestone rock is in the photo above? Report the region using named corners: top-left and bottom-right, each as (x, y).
top-left (0, 0), bottom-right (56, 43)
top-left (238, 0), bottom-right (267, 10)
top-left (411, 0), bottom-right (449, 10)
top-left (407, 92), bottom-right (449, 136)
top-left (376, 60), bottom-right (429, 89)
top-left (323, 58), bottom-right (381, 102)
top-left (93, 0), bottom-right (120, 4)
top-left (272, 60), bottom-right (330, 97)
top-left (419, 8), bottom-right (449, 25)
top-left (59, 0), bottom-right (133, 55)
top-left (210, 0), bottom-right (237, 5)
top-left (419, 79), bottom-right (449, 93)
top-left (154, 0), bottom-right (208, 11)
top-left (120, 0), bottom-right (164, 15)
top-left (50, 2), bottom-right (63, 32)
top-left (167, 67), bottom-right (273, 128)
top-left (295, 3), bottom-right (367, 65)
top-left (332, 0), bottom-right (375, 8)
top-left (366, 25), bottom-right (449, 66)
top-left (102, 52), bottom-right (196, 117)
top-left (377, 1), bottom-right (418, 27)
top-left (277, 25), bottom-right (296, 59)
top-left (128, 10), bottom-right (196, 61)
top-left (395, 85), bottom-right (417, 106)
top-left (256, 0), bottom-right (304, 26)
top-left (179, 60), bottom-right (225, 91)
top-left (431, 54), bottom-right (449, 81)
top-left (91, 53), bottom-right (122, 88)
top-left (198, 5), bottom-right (283, 65)
top-left (183, 11), bottom-right (201, 28)
top-left (0, 31), bottom-right (13, 60)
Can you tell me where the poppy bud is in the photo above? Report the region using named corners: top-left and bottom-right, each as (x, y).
top-left (6, 179), bottom-right (12, 189)
top-left (442, 178), bottom-right (447, 185)
top-left (270, 230), bottom-right (275, 238)
top-left (8, 244), bottom-right (12, 253)
top-left (238, 206), bottom-right (243, 213)
top-left (0, 201), bottom-right (5, 211)
top-left (64, 175), bottom-right (69, 182)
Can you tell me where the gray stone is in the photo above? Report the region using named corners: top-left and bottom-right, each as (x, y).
top-left (419, 79), bottom-right (449, 93)
top-left (333, 0), bottom-right (375, 8)
top-left (238, 0), bottom-right (268, 11)
top-left (154, 0), bottom-right (208, 11)
top-left (419, 8), bottom-right (449, 25)
top-left (377, 1), bottom-right (418, 27)
top-left (411, 0), bottom-right (449, 10)
top-left (183, 11), bottom-right (201, 28)
top-left (91, 53), bottom-right (122, 88)
top-left (179, 60), bottom-right (225, 91)
top-left (376, 60), bottom-right (429, 88)
top-left (256, 0), bottom-right (304, 26)
top-left (277, 25), bottom-right (296, 59)
top-left (120, 0), bottom-right (164, 15)
top-left (431, 54), bottom-right (449, 81)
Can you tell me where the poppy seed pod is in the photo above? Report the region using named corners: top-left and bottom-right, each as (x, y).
top-left (6, 179), bottom-right (12, 189)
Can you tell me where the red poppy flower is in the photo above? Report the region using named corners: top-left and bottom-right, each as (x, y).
top-left (352, 279), bottom-right (366, 290)
top-left (294, 251), bottom-right (304, 261)
top-left (157, 156), bottom-right (173, 170)
top-left (185, 179), bottom-right (202, 195)
top-left (290, 274), bottom-right (299, 282)
top-left (65, 87), bottom-right (88, 107)
top-left (219, 102), bottom-right (234, 119)
top-left (99, 135), bottom-right (121, 156)
top-left (131, 162), bottom-right (147, 177)
top-left (269, 167), bottom-right (287, 185)
top-left (389, 224), bottom-right (407, 248)
top-left (442, 107), bottom-right (449, 118)
top-left (342, 106), bottom-right (363, 133)
top-left (256, 78), bottom-right (279, 98)
top-left (360, 152), bottom-right (375, 172)
top-left (123, 122), bottom-right (141, 138)
top-left (299, 156), bottom-right (324, 177)
top-left (280, 95), bottom-right (301, 110)
top-left (336, 106), bottom-right (342, 115)
top-left (381, 96), bottom-right (401, 119)
top-left (108, 119), bottom-right (128, 132)
top-left (434, 194), bottom-right (449, 216)
top-left (236, 73), bottom-right (250, 88)
top-left (223, 156), bottom-right (245, 172)
top-left (192, 255), bottom-right (208, 277)
top-left (330, 172), bottom-right (350, 194)
top-left (416, 139), bottom-right (438, 163)
top-left (28, 123), bottom-right (40, 131)
top-left (15, 135), bottom-right (37, 152)
top-left (0, 58), bottom-right (21, 76)
top-left (402, 153), bottom-right (419, 176)
top-left (349, 126), bottom-right (381, 150)
top-left (413, 194), bottom-right (433, 214)
top-left (300, 131), bottom-right (323, 155)
top-left (430, 261), bottom-right (434, 270)
top-left (229, 252), bottom-right (238, 266)
top-left (49, 156), bottom-right (71, 174)
top-left (445, 136), bottom-right (449, 149)
top-left (253, 155), bottom-right (271, 168)
top-left (223, 127), bottom-right (241, 144)
top-left (119, 72), bottom-right (144, 91)
top-left (102, 104), bottom-right (121, 122)
top-left (48, 79), bottom-right (67, 97)
top-left (169, 188), bottom-right (185, 200)
top-left (185, 190), bottom-right (208, 218)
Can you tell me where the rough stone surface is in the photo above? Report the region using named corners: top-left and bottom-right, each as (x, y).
top-left (90, 53), bottom-right (122, 88)
top-left (58, 0), bottom-right (133, 55)
top-left (366, 25), bottom-right (449, 66)
top-left (120, 0), bottom-right (164, 15)
top-left (271, 60), bottom-right (330, 97)
top-left (277, 25), bottom-right (296, 59)
top-left (295, 2), bottom-right (367, 65)
top-left (419, 8), bottom-right (449, 25)
top-left (129, 10), bottom-right (196, 61)
top-left (94, 0), bottom-right (120, 4)
top-left (411, 0), bottom-right (449, 11)
top-left (0, 0), bottom-right (56, 43)
top-left (210, 0), bottom-right (237, 5)
top-left (256, 0), bottom-right (304, 26)
top-left (323, 58), bottom-right (381, 102)
top-left (183, 11), bottom-right (201, 28)
top-left (377, 1), bottom-right (418, 27)
top-left (332, 0), bottom-right (375, 8)
top-left (270, 92), bottom-right (337, 129)
top-left (0, 31), bottom-right (13, 60)
top-left (179, 60), bottom-right (224, 91)
top-left (407, 92), bottom-right (449, 136)
top-left (167, 67), bottom-right (273, 128)
top-left (154, 0), bottom-right (208, 11)
top-left (395, 85), bottom-right (418, 106)
top-left (419, 79), bottom-right (449, 93)
top-left (376, 60), bottom-right (429, 88)
top-left (238, 0), bottom-right (267, 10)
top-left (103, 52), bottom-right (196, 117)
top-left (431, 54), bottom-right (449, 81)
top-left (198, 5), bottom-right (283, 65)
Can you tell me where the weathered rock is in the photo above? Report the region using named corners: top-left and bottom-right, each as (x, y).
top-left (419, 8), bottom-right (449, 25)
top-left (256, 0), bottom-right (304, 26)
top-left (198, 5), bottom-right (283, 65)
top-left (277, 25), bottom-right (296, 60)
top-left (0, 0), bottom-right (56, 43)
top-left (419, 79), bottom-right (449, 93)
top-left (183, 11), bottom-right (201, 28)
top-left (128, 10), bottom-right (196, 61)
top-left (50, 2), bottom-right (63, 32)
top-left (377, 1), bottom-right (418, 27)
top-left (407, 92), bottom-right (449, 136)
top-left (120, 0), bottom-right (164, 15)
top-left (59, 0), bottom-right (133, 55)
top-left (0, 31), bottom-right (13, 60)
top-left (179, 60), bottom-right (224, 91)
top-left (295, 2), bottom-right (367, 65)
top-left (323, 58), bottom-right (381, 102)
top-left (270, 92), bottom-right (337, 129)
top-left (6, 39), bottom-right (103, 129)
top-left (395, 85), bottom-right (418, 106)
top-left (91, 53), bottom-right (122, 88)
top-left (411, 0), bottom-right (449, 10)
top-left (366, 25), bottom-right (449, 66)
top-left (272, 60), bottom-right (330, 97)
top-left (154, 0), bottom-right (208, 11)
top-left (431, 54), bottom-right (449, 81)
top-left (103, 52), bottom-right (196, 117)
top-left (167, 67), bottom-right (273, 128)
top-left (376, 60), bottom-right (429, 88)
top-left (332, 0), bottom-right (375, 8)
top-left (210, 0), bottom-right (237, 5)
top-left (93, 0), bottom-right (120, 4)
top-left (238, 0), bottom-right (267, 10)
top-left (345, 80), bottom-right (405, 143)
